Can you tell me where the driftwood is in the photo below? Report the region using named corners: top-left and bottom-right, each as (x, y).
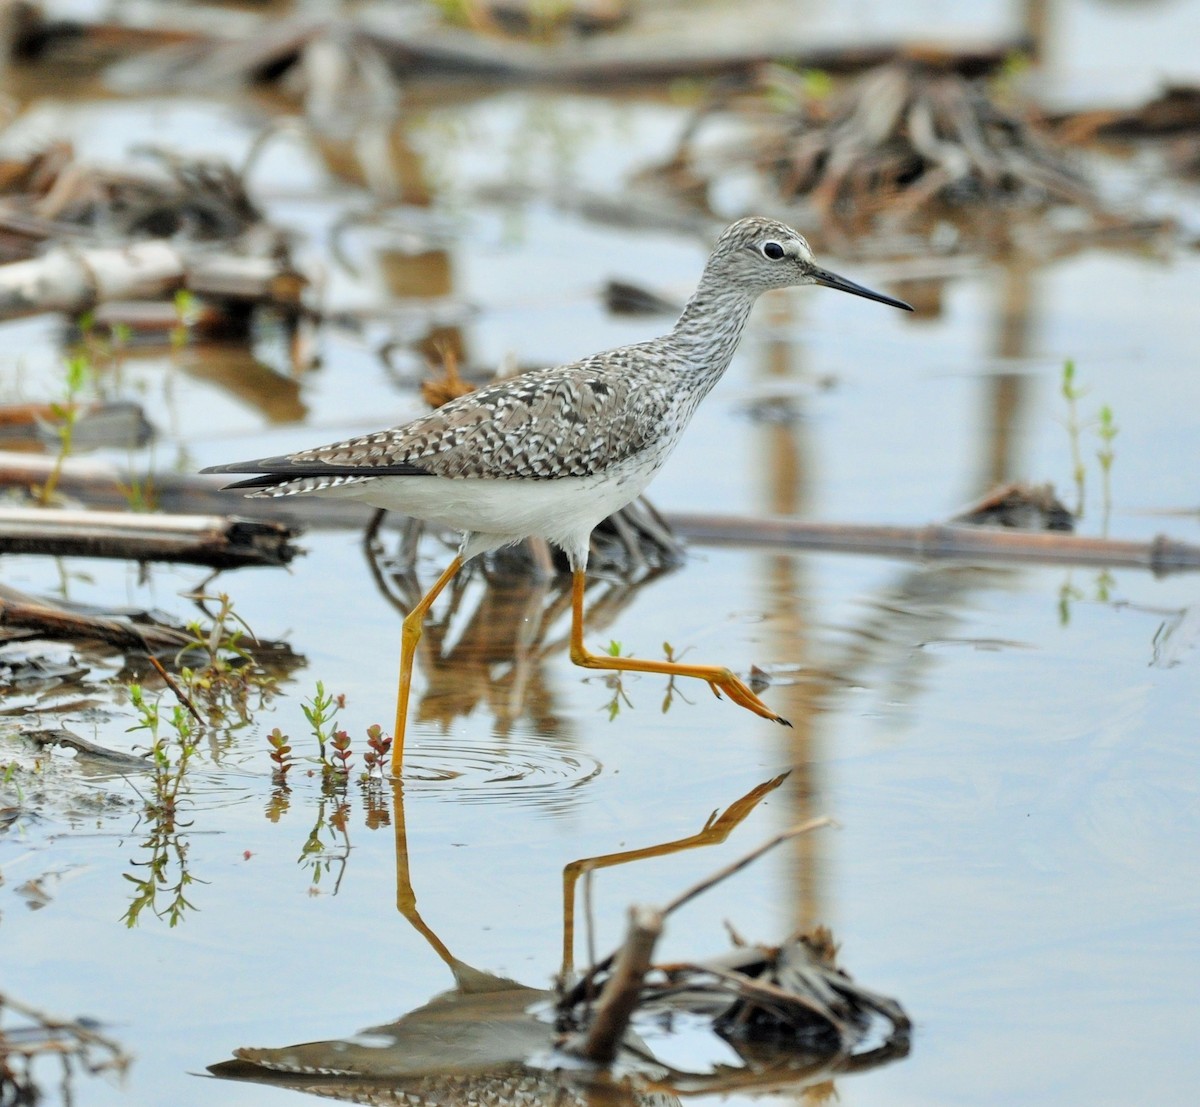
top-left (0, 506), bottom-right (300, 568)
top-left (0, 239), bottom-right (305, 321)
top-left (0, 451), bottom-right (381, 527)
top-left (1054, 84), bottom-right (1200, 143)
top-left (643, 58), bottom-right (1163, 253)
top-left (760, 60), bottom-right (1097, 216)
top-left (0, 592), bottom-right (189, 652)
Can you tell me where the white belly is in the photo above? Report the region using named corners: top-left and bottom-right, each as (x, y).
top-left (319, 451), bottom-right (664, 564)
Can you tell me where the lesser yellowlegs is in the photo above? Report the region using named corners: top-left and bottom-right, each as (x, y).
top-left (204, 217), bottom-right (912, 774)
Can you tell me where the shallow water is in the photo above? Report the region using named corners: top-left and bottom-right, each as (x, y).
top-left (3, 2), bottom-right (1200, 1105)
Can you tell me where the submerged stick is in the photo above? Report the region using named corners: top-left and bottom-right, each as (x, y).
top-left (668, 513), bottom-right (1200, 575)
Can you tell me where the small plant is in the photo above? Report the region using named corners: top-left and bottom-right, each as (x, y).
top-left (175, 591), bottom-right (275, 725)
top-left (1059, 359), bottom-right (1120, 527)
top-left (1060, 359), bottom-right (1086, 518)
top-left (118, 467), bottom-right (158, 513)
top-left (267, 727), bottom-right (294, 778)
top-left (171, 289), bottom-right (198, 351)
top-left (301, 682), bottom-right (343, 766)
top-left (362, 724), bottom-right (393, 780)
top-left (36, 353), bottom-right (91, 505)
top-left (1096, 404), bottom-right (1118, 533)
top-left (122, 683), bottom-right (203, 927)
top-left (3, 760), bottom-right (24, 804)
top-left (329, 729), bottom-right (353, 777)
top-left (660, 641), bottom-right (694, 715)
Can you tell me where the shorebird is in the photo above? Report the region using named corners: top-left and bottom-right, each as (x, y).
top-left (205, 217), bottom-right (911, 774)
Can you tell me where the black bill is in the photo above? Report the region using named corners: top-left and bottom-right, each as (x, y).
top-left (812, 266), bottom-right (913, 311)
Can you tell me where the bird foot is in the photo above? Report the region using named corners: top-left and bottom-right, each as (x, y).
top-left (707, 674), bottom-right (790, 727)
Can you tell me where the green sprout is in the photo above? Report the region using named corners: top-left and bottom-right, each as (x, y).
top-left (37, 353), bottom-right (91, 506)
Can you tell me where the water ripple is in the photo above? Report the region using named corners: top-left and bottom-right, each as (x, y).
top-left (404, 733), bottom-right (603, 814)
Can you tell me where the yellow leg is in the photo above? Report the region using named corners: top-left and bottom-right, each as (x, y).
top-left (567, 569), bottom-right (790, 727)
top-left (392, 555), bottom-right (465, 776)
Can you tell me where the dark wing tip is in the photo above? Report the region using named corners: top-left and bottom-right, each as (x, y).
top-left (200, 455), bottom-right (436, 483)
top-left (200, 455), bottom-right (293, 477)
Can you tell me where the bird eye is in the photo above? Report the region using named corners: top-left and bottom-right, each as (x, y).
top-left (762, 241), bottom-right (785, 260)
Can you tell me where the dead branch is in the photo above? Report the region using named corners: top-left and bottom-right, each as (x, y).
top-left (0, 506), bottom-right (300, 568)
top-left (0, 593), bottom-right (187, 652)
top-left (20, 727), bottom-right (150, 769)
top-left (575, 905), bottom-right (662, 1063)
top-left (644, 58), bottom-right (1160, 253)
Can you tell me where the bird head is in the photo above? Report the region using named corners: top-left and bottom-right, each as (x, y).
top-left (712, 217), bottom-right (912, 311)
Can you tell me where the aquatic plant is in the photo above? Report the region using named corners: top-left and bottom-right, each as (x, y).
top-left (301, 681), bottom-right (343, 767)
top-left (175, 591), bottom-right (276, 725)
top-left (121, 683), bottom-right (203, 927)
top-left (1059, 359), bottom-right (1119, 528)
top-left (361, 723), bottom-right (393, 780)
top-left (35, 352), bottom-right (90, 506)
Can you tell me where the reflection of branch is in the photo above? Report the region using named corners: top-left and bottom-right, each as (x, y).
top-left (661, 817), bottom-right (833, 918)
top-left (0, 990), bottom-right (132, 1099)
top-left (562, 772), bottom-right (790, 973)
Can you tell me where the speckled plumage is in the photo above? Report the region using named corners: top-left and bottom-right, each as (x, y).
top-left (205, 216), bottom-right (909, 567)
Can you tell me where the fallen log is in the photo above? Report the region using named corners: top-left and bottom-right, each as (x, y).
top-left (0, 506), bottom-right (300, 568)
top-left (0, 451), bottom-right (384, 527)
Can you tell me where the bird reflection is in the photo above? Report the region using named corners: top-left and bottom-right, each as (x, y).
top-left (209, 776), bottom-right (909, 1104)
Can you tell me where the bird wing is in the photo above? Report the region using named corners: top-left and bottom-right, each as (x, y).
top-left (202, 353), bottom-right (670, 485)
